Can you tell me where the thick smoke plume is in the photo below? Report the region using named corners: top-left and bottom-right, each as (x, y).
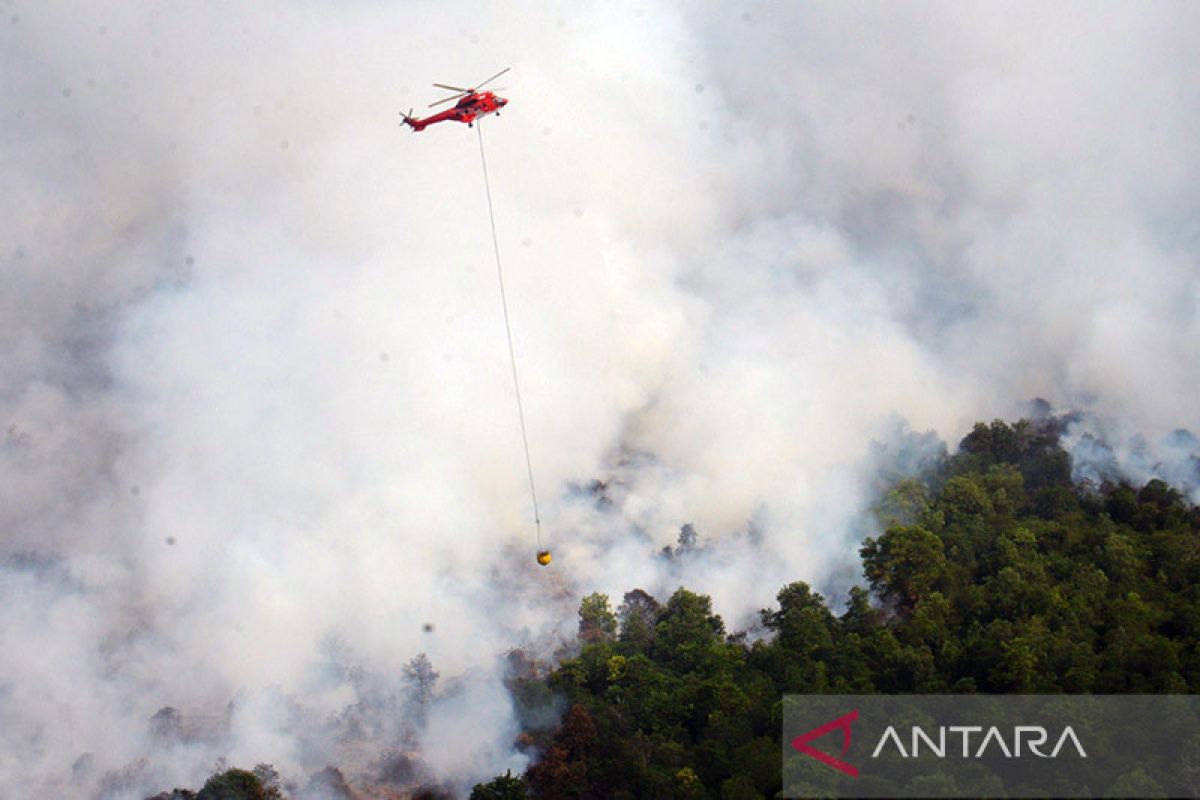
top-left (2, 1), bottom-right (1199, 796)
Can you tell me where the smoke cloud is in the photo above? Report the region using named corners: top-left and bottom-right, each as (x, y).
top-left (3, 1), bottom-right (1199, 795)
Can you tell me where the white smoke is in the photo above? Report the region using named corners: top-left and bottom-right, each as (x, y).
top-left (2, 1), bottom-right (1199, 796)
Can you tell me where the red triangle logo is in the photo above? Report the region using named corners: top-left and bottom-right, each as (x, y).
top-left (790, 709), bottom-right (859, 778)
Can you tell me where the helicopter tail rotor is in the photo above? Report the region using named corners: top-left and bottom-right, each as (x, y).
top-left (400, 108), bottom-right (426, 132)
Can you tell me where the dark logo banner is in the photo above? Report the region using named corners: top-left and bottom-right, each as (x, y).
top-left (782, 695), bottom-right (1200, 798)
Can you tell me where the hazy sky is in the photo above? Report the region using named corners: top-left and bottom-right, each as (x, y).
top-left (3, 1), bottom-right (1199, 796)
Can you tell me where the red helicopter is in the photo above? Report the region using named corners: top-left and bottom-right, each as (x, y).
top-left (400, 67), bottom-right (509, 132)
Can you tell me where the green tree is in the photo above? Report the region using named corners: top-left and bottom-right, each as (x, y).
top-left (672, 766), bottom-right (706, 800)
top-left (761, 582), bottom-right (835, 656)
top-left (651, 588), bottom-right (725, 673)
top-left (618, 589), bottom-right (660, 652)
top-left (861, 525), bottom-right (946, 616)
top-left (196, 768), bottom-right (279, 800)
top-left (579, 593), bottom-right (618, 644)
top-left (470, 770), bottom-right (527, 799)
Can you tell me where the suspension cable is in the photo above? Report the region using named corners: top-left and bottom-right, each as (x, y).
top-left (476, 122), bottom-right (543, 549)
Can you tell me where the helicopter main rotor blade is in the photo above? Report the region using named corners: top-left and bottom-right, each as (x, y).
top-left (429, 92), bottom-right (468, 108)
top-left (474, 67), bottom-right (510, 90)
top-left (433, 82), bottom-right (471, 92)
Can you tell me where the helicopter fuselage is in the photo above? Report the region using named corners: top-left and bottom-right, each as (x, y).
top-left (402, 91), bottom-right (508, 132)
